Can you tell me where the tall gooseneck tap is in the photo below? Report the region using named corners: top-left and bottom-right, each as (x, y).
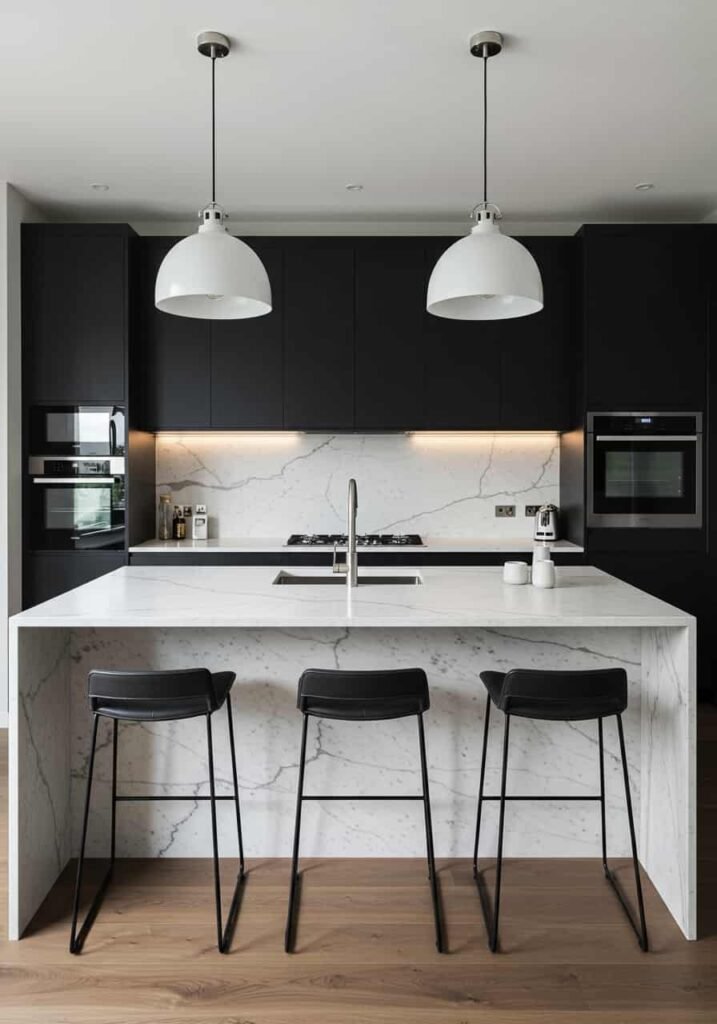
top-left (347, 478), bottom-right (358, 587)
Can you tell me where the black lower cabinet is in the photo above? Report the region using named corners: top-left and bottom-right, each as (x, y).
top-left (24, 552), bottom-right (127, 608)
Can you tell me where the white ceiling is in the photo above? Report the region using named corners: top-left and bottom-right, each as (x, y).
top-left (1, 0), bottom-right (716, 227)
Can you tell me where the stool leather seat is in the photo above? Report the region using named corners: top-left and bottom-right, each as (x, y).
top-left (88, 668), bottom-right (236, 722)
top-left (480, 668), bottom-right (627, 722)
top-left (297, 667), bottom-right (429, 721)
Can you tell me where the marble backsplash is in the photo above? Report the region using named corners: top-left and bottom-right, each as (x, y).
top-left (155, 432), bottom-right (560, 538)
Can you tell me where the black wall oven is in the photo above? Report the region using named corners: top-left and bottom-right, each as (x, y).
top-left (30, 405), bottom-right (125, 457)
top-left (29, 457), bottom-right (126, 550)
top-left (587, 412), bottom-right (702, 528)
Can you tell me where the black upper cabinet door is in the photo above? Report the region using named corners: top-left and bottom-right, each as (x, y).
top-left (354, 240), bottom-right (426, 430)
top-left (284, 240), bottom-right (354, 430)
top-left (140, 237), bottom-right (211, 430)
top-left (211, 241), bottom-right (284, 429)
top-left (583, 226), bottom-right (709, 411)
top-left (24, 227), bottom-right (128, 403)
top-left (422, 240), bottom-right (502, 429)
top-left (498, 236), bottom-right (574, 430)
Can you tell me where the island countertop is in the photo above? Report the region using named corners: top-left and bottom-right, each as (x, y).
top-left (11, 564), bottom-right (692, 630)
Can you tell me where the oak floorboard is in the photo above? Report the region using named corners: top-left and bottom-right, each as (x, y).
top-left (2, 721), bottom-right (717, 1023)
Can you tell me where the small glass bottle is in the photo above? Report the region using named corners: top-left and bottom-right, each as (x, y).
top-left (158, 494), bottom-right (173, 541)
top-left (173, 507), bottom-right (187, 541)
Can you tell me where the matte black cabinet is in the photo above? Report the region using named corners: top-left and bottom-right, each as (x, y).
top-left (498, 236), bottom-right (575, 429)
top-left (354, 240), bottom-right (426, 430)
top-left (140, 237), bottom-right (211, 430)
top-left (211, 240), bottom-right (284, 429)
top-left (283, 240), bottom-right (355, 430)
top-left (136, 233), bottom-right (574, 432)
top-left (582, 225), bottom-right (710, 411)
top-left (24, 552), bottom-right (126, 608)
top-left (23, 225), bottom-right (130, 403)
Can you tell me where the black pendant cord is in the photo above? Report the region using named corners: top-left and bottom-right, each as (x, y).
top-left (211, 53), bottom-right (217, 205)
top-left (482, 50), bottom-right (488, 205)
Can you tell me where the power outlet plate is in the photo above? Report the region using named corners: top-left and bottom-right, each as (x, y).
top-left (495, 505), bottom-right (516, 518)
top-left (525, 505), bottom-right (541, 517)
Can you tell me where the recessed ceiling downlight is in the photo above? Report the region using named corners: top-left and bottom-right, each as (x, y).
top-left (345, 183), bottom-right (364, 192)
top-left (635, 182), bottom-right (655, 191)
top-left (90, 183), bottom-right (110, 191)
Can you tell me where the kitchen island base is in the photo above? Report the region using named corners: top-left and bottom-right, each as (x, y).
top-left (10, 612), bottom-right (694, 941)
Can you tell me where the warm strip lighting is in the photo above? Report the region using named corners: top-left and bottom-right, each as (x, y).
top-left (410, 431), bottom-right (560, 445)
top-left (155, 432), bottom-right (302, 445)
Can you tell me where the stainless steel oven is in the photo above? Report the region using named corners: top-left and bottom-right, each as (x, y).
top-left (29, 457), bottom-right (126, 550)
top-left (587, 412), bottom-right (702, 528)
top-left (29, 405), bottom-right (125, 457)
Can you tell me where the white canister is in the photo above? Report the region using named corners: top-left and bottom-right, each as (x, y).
top-left (503, 560), bottom-right (530, 585)
top-left (532, 559), bottom-right (556, 589)
top-left (532, 545), bottom-right (551, 566)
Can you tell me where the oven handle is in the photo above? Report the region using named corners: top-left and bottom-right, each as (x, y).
top-left (594, 435), bottom-right (698, 442)
top-left (32, 477), bottom-right (117, 484)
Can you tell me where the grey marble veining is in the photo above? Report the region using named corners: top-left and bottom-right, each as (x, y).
top-left (67, 627), bottom-right (642, 864)
top-left (155, 432), bottom-right (560, 539)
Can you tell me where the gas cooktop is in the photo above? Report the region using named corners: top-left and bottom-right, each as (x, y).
top-left (287, 533), bottom-right (423, 547)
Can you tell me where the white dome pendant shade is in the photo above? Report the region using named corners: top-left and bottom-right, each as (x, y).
top-left (427, 207), bottom-right (543, 320)
top-left (155, 31), bottom-right (271, 321)
top-left (427, 30), bottom-right (543, 322)
top-left (155, 204), bottom-right (271, 320)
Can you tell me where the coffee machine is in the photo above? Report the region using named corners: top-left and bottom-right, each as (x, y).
top-left (534, 504), bottom-right (559, 543)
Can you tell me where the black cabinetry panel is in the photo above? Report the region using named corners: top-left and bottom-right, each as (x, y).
top-left (354, 240), bottom-right (426, 430)
top-left (23, 226), bottom-right (128, 403)
top-left (211, 241), bottom-right (284, 429)
top-left (140, 237), bottom-right (211, 430)
top-left (283, 240), bottom-right (354, 430)
top-left (582, 226), bottom-right (709, 410)
top-left (24, 552), bottom-right (126, 608)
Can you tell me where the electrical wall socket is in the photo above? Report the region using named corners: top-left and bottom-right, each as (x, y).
top-left (495, 505), bottom-right (516, 518)
top-left (525, 505), bottom-right (541, 517)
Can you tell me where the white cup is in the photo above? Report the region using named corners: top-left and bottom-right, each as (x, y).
top-left (532, 545), bottom-right (551, 566)
top-left (503, 560), bottom-right (529, 585)
top-left (532, 559), bottom-right (556, 589)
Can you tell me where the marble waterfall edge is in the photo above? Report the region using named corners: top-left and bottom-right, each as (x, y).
top-left (69, 626), bottom-right (641, 861)
top-left (155, 432), bottom-right (560, 538)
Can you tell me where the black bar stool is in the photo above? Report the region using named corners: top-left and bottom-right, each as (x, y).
top-left (473, 667), bottom-right (648, 952)
top-left (284, 667), bottom-right (444, 953)
top-left (69, 668), bottom-right (246, 954)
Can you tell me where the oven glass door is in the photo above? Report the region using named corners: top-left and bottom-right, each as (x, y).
top-left (592, 439), bottom-right (697, 517)
top-left (32, 479), bottom-right (125, 550)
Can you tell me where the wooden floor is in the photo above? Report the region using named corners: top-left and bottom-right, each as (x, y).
top-left (1, 717), bottom-right (717, 1024)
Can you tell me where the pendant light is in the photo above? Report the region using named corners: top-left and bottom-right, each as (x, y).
top-left (155, 31), bottom-right (271, 320)
top-left (427, 31), bottom-right (543, 321)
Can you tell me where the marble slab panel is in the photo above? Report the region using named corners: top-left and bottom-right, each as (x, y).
top-left (155, 432), bottom-right (560, 539)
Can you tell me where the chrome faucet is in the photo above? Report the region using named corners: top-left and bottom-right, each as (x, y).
top-left (347, 478), bottom-right (358, 587)
top-left (332, 478), bottom-right (359, 586)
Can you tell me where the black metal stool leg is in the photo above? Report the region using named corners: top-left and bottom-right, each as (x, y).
top-left (417, 713), bottom-right (445, 953)
top-left (226, 694), bottom-right (246, 875)
top-left (69, 714), bottom-right (115, 954)
top-left (598, 717), bottom-right (608, 876)
top-left (206, 709), bottom-right (246, 954)
top-left (489, 713), bottom-right (511, 953)
top-left (472, 695), bottom-right (491, 879)
top-left (609, 713), bottom-right (649, 951)
top-left (284, 714), bottom-right (308, 953)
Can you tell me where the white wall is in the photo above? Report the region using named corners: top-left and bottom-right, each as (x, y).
top-left (0, 184), bottom-right (45, 725)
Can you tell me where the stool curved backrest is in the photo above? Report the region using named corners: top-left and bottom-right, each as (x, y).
top-left (88, 668), bottom-right (220, 721)
top-left (297, 667), bottom-right (429, 721)
top-left (498, 667), bottom-right (628, 721)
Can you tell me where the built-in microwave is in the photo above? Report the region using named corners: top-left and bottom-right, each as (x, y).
top-left (28, 457), bottom-right (126, 550)
top-left (587, 412), bottom-right (702, 528)
top-left (29, 405), bottom-right (125, 458)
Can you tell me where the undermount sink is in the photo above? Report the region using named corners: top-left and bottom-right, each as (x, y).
top-left (273, 571), bottom-right (422, 586)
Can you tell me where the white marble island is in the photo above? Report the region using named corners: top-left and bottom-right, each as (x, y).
top-left (9, 565), bottom-right (695, 940)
